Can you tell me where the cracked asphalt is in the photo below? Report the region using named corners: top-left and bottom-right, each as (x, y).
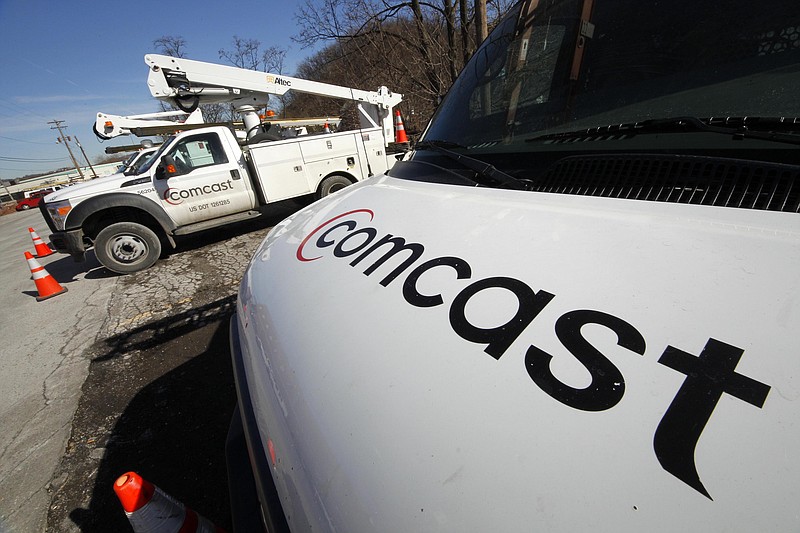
top-left (0, 201), bottom-right (298, 532)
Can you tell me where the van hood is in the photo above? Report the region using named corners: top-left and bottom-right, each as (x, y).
top-left (45, 171), bottom-right (144, 203)
top-left (236, 175), bottom-right (800, 531)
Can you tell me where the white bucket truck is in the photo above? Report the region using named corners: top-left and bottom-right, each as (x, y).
top-left (40, 54), bottom-right (403, 273)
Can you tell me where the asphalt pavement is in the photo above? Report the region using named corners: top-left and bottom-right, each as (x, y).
top-left (0, 208), bottom-right (119, 533)
top-left (0, 201), bottom-right (299, 532)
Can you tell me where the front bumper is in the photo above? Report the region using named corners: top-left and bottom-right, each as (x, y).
top-left (49, 228), bottom-right (86, 262)
top-left (226, 314), bottom-right (289, 533)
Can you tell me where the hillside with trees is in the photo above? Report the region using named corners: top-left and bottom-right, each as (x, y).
top-left (154, 0), bottom-right (515, 138)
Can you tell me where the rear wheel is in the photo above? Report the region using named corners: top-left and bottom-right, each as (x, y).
top-left (316, 175), bottom-right (352, 200)
top-left (94, 222), bottom-right (162, 274)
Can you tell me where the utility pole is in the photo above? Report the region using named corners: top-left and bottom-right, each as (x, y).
top-left (48, 120), bottom-right (85, 180)
top-left (73, 136), bottom-right (98, 178)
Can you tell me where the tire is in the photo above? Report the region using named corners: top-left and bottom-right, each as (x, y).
top-left (316, 175), bottom-right (353, 200)
top-left (94, 222), bottom-right (162, 274)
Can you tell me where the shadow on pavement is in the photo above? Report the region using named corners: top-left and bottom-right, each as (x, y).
top-left (46, 296), bottom-right (238, 532)
top-left (38, 250), bottom-right (118, 282)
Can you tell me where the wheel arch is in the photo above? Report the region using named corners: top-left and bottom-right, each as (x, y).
top-left (315, 171), bottom-right (358, 198)
top-left (67, 194), bottom-right (177, 248)
top-left (320, 170), bottom-right (358, 186)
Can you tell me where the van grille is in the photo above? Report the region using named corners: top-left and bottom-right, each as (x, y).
top-left (535, 155), bottom-right (800, 213)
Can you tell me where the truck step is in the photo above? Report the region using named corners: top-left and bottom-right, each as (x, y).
top-left (173, 210), bottom-right (262, 235)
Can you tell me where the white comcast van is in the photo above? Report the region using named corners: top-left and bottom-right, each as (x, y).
top-left (226, 0), bottom-right (800, 531)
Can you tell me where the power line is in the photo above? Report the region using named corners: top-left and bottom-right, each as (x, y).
top-left (0, 98), bottom-right (50, 122)
top-left (0, 134), bottom-right (55, 145)
top-left (0, 155), bottom-right (69, 162)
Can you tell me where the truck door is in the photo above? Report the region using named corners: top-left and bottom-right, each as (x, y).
top-left (153, 131), bottom-right (254, 226)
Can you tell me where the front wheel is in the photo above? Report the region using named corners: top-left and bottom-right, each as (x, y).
top-left (94, 222), bottom-right (162, 274)
top-left (316, 175), bottom-right (353, 200)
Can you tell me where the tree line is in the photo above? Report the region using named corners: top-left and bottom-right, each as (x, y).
top-left (154, 0), bottom-right (515, 138)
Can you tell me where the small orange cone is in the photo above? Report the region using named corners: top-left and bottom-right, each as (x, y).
top-left (323, 122), bottom-right (331, 133)
top-left (394, 109), bottom-right (408, 143)
top-left (29, 227), bottom-right (54, 258)
top-left (113, 472), bottom-right (227, 533)
top-left (24, 252), bottom-right (67, 301)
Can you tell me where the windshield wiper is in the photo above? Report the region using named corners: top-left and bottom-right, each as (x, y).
top-left (527, 116), bottom-right (800, 146)
top-left (415, 140), bottom-right (526, 190)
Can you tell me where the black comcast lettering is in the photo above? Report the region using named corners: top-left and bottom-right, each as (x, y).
top-left (525, 310), bottom-right (646, 411)
top-left (450, 277), bottom-right (555, 360)
top-left (654, 339), bottom-right (771, 499)
top-left (298, 211), bottom-right (774, 498)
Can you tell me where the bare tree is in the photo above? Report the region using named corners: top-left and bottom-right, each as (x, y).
top-left (219, 37), bottom-right (288, 72)
top-left (460, 0), bottom-right (472, 63)
top-left (197, 103), bottom-right (227, 123)
top-left (219, 36), bottom-right (263, 69)
top-left (263, 45), bottom-right (287, 73)
top-left (218, 37), bottom-right (290, 117)
top-left (291, 0), bottom-right (514, 114)
top-left (475, 0), bottom-right (488, 45)
top-left (153, 35), bottom-right (188, 58)
top-left (295, 0), bottom-right (454, 104)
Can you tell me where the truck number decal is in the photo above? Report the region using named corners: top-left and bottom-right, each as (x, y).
top-left (187, 198), bottom-right (232, 212)
top-left (296, 209), bottom-right (772, 500)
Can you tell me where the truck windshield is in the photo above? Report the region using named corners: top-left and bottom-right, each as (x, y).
top-left (135, 137), bottom-right (175, 175)
top-left (423, 0), bottom-right (800, 149)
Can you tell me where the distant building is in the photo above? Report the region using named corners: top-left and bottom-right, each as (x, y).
top-left (2, 162), bottom-right (123, 200)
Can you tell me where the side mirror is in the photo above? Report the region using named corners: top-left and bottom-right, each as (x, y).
top-left (157, 155), bottom-right (179, 179)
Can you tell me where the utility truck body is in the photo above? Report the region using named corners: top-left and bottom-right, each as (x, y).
top-left (39, 55), bottom-right (402, 273)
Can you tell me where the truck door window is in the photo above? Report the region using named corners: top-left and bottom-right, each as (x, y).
top-left (166, 133), bottom-right (229, 175)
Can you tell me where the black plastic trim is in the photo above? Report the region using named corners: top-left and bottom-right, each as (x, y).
top-left (120, 177), bottom-right (151, 188)
top-left (65, 193), bottom-right (177, 233)
top-left (226, 406), bottom-right (267, 533)
top-left (49, 228), bottom-right (86, 262)
top-left (228, 314), bottom-right (290, 533)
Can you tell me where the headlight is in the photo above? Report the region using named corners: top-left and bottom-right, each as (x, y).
top-left (46, 201), bottom-right (72, 231)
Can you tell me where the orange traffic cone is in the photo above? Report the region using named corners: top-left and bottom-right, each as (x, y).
top-left (323, 122), bottom-right (331, 133)
top-left (394, 109), bottom-right (408, 143)
top-left (29, 227), bottom-right (54, 258)
top-left (24, 252), bottom-right (67, 301)
top-left (113, 472), bottom-right (227, 533)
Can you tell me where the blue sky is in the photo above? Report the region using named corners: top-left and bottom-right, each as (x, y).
top-left (0, 0), bottom-right (321, 180)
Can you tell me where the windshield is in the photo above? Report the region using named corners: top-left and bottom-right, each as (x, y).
top-left (424, 0), bottom-right (800, 145)
top-left (120, 152), bottom-right (139, 172)
top-left (135, 138), bottom-right (174, 175)
top-left (124, 150), bottom-right (157, 176)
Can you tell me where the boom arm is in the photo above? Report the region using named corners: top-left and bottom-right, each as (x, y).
top-left (94, 108), bottom-right (205, 140)
top-left (144, 54), bottom-right (402, 144)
